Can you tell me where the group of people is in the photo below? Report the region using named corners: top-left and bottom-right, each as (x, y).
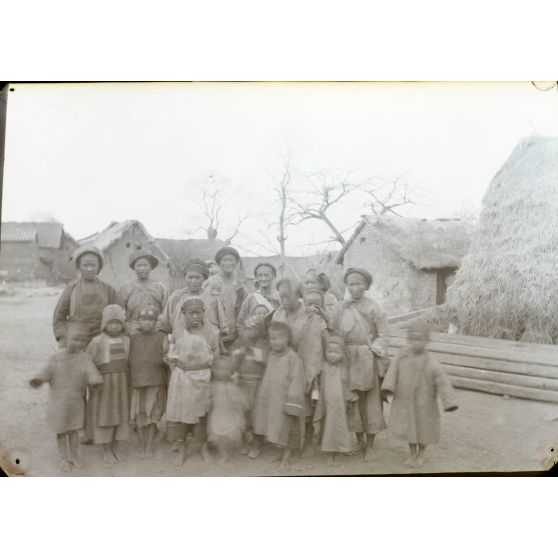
top-left (32, 243), bottom-right (458, 473)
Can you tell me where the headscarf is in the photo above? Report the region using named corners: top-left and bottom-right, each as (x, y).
top-left (101, 304), bottom-right (126, 329)
top-left (183, 259), bottom-right (210, 279)
top-left (254, 262), bottom-right (277, 278)
top-left (72, 245), bottom-right (104, 271)
top-left (343, 267), bottom-right (373, 289)
top-left (129, 248), bottom-right (159, 270)
top-left (180, 296), bottom-right (205, 312)
top-left (214, 246), bottom-right (241, 264)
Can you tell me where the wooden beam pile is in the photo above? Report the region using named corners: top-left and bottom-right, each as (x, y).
top-left (389, 329), bottom-right (558, 404)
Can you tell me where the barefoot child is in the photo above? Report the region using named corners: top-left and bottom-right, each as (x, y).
top-left (381, 321), bottom-right (458, 468)
top-left (30, 321), bottom-right (104, 472)
top-left (87, 305), bottom-right (130, 464)
top-left (312, 333), bottom-right (357, 466)
top-left (165, 296), bottom-right (220, 467)
top-left (129, 306), bottom-right (168, 459)
top-left (253, 321), bottom-right (306, 472)
top-left (207, 357), bottom-right (248, 465)
top-left (231, 316), bottom-right (269, 458)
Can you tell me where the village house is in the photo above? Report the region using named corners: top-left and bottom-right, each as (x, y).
top-left (0, 221), bottom-right (78, 283)
top-left (79, 220), bottom-right (173, 288)
top-left (336, 215), bottom-right (472, 315)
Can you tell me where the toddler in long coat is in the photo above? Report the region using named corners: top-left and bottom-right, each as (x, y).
top-left (381, 321), bottom-right (458, 468)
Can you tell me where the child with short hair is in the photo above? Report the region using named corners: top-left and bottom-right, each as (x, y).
top-left (381, 321), bottom-right (458, 468)
top-left (207, 357), bottom-right (248, 465)
top-left (30, 321), bottom-right (104, 472)
top-left (253, 321), bottom-right (306, 472)
top-left (87, 304), bottom-right (130, 464)
top-left (313, 333), bottom-right (357, 466)
top-left (231, 316), bottom-right (270, 458)
top-left (129, 306), bottom-right (168, 459)
top-left (165, 296), bottom-right (220, 467)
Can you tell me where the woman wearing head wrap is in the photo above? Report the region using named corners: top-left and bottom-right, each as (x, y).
top-left (52, 246), bottom-right (120, 347)
top-left (331, 267), bottom-right (390, 463)
top-left (237, 262), bottom-right (280, 328)
top-left (165, 296), bottom-right (220, 466)
top-left (204, 246), bottom-right (248, 346)
top-left (301, 269), bottom-right (338, 310)
top-left (158, 259), bottom-right (225, 337)
top-left (118, 249), bottom-right (168, 335)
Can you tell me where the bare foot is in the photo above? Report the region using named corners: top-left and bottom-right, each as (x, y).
top-left (200, 443), bottom-right (212, 465)
top-left (248, 446), bottom-right (262, 459)
top-left (277, 459), bottom-right (290, 473)
top-left (239, 444), bottom-right (250, 456)
top-left (328, 454), bottom-right (342, 468)
top-left (137, 448), bottom-right (145, 460)
top-left (172, 453), bottom-right (185, 467)
top-left (268, 453), bottom-right (282, 463)
top-left (301, 445), bottom-right (314, 459)
top-left (172, 441), bottom-right (181, 452)
top-left (409, 455), bottom-right (425, 468)
top-left (58, 459), bottom-right (72, 473)
top-left (363, 447), bottom-right (375, 463)
top-left (69, 457), bottom-right (82, 469)
top-left (404, 456), bottom-right (416, 467)
top-left (102, 448), bottom-right (118, 464)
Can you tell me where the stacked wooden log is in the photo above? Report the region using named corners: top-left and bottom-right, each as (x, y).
top-left (388, 329), bottom-right (558, 404)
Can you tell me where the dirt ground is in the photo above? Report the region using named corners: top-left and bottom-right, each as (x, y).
top-left (1, 291), bottom-right (557, 477)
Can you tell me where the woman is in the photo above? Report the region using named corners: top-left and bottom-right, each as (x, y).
top-left (205, 246), bottom-right (248, 346)
top-left (237, 262), bottom-right (280, 327)
top-left (53, 246), bottom-right (119, 347)
top-left (118, 249), bottom-right (168, 335)
top-left (331, 267), bottom-right (390, 463)
top-left (271, 278), bottom-right (329, 456)
top-left (300, 268), bottom-right (338, 310)
top-left (159, 259), bottom-right (225, 337)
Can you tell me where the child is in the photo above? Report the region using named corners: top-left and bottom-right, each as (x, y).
top-left (207, 357), bottom-right (248, 465)
top-left (312, 333), bottom-right (357, 466)
top-left (30, 321), bottom-right (104, 472)
top-left (252, 304), bottom-right (271, 322)
top-left (381, 321), bottom-right (458, 468)
top-left (231, 316), bottom-right (269, 458)
top-left (129, 306), bottom-right (168, 459)
top-left (165, 296), bottom-right (220, 467)
top-left (87, 304), bottom-right (130, 464)
top-left (253, 321), bottom-right (306, 472)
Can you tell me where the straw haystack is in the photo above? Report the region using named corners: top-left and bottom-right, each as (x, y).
top-left (452, 136), bottom-right (558, 343)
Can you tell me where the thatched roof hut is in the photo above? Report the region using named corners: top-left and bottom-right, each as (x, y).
top-left (337, 215), bottom-right (473, 315)
top-left (451, 136), bottom-right (558, 343)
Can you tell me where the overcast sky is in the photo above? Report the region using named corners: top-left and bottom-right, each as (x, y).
top-left (3, 82), bottom-right (558, 256)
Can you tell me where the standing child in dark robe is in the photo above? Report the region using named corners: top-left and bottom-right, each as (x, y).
top-left (207, 357), bottom-right (248, 466)
top-left (231, 316), bottom-right (270, 458)
top-left (253, 321), bottom-right (306, 472)
top-left (381, 321), bottom-right (458, 468)
top-left (30, 321), bottom-right (104, 472)
top-left (87, 304), bottom-right (130, 464)
top-left (313, 333), bottom-right (357, 466)
top-left (129, 306), bottom-right (168, 459)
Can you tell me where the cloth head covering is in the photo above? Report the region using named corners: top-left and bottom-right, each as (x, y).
top-left (183, 259), bottom-right (210, 279)
top-left (129, 248), bottom-right (159, 270)
top-left (254, 262), bottom-right (277, 278)
top-left (138, 306), bottom-right (158, 321)
top-left (181, 296), bottom-right (205, 312)
top-left (343, 267), bottom-right (373, 289)
top-left (101, 304), bottom-right (126, 329)
top-left (407, 320), bottom-right (431, 339)
top-left (214, 246), bottom-right (241, 264)
top-left (72, 245), bottom-right (104, 271)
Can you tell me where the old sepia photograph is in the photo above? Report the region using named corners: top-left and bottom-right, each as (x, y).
top-left (1, 81), bottom-right (557, 476)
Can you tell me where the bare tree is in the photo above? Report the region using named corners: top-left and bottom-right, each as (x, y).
top-left (187, 175), bottom-right (249, 245)
top-left (275, 162), bottom-right (291, 275)
top-left (287, 171), bottom-right (363, 246)
top-left (362, 174), bottom-right (416, 216)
